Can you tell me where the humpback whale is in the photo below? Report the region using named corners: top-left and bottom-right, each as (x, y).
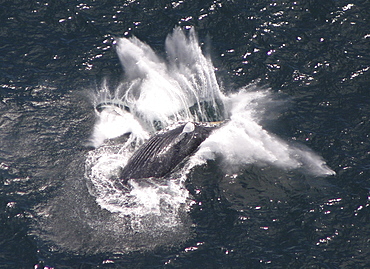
top-left (119, 122), bottom-right (217, 184)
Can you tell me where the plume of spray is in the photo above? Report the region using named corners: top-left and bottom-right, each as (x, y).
top-left (84, 27), bottom-right (335, 246)
top-left (195, 87), bottom-right (335, 176)
top-left (88, 28), bottom-right (335, 209)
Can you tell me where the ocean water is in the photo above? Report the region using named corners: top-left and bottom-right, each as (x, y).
top-left (0, 0), bottom-right (369, 268)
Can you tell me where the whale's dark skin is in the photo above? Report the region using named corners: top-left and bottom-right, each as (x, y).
top-left (119, 122), bottom-right (216, 184)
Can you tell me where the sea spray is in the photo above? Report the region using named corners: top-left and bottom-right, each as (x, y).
top-left (80, 27), bottom-right (335, 253)
top-left (87, 26), bottom-right (335, 218)
top-left (84, 28), bottom-right (231, 245)
top-left (195, 87), bottom-right (336, 176)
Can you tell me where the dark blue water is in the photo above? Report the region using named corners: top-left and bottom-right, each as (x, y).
top-left (1, 0), bottom-right (369, 268)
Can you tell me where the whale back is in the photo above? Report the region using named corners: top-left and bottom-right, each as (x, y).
top-left (119, 123), bottom-right (215, 183)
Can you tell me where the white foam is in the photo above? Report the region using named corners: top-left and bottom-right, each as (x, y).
top-left (88, 106), bottom-right (149, 148)
top-left (85, 144), bottom-right (190, 234)
top-left (115, 27), bottom-right (224, 125)
top-left (194, 88), bottom-right (335, 176)
top-left (85, 27), bottom-right (335, 232)
top-left (116, 36), bottom-right (191, 125)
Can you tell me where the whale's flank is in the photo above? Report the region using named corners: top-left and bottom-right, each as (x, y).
top-left (119, 122), bottom-right (215, 183)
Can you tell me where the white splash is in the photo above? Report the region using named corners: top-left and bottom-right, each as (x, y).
top-left (85, 27), bottom-right (335, 234)
top-left (87, 81), bottom-right (149, 148)
top-left (195, 88), bottom-right (335, 176)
